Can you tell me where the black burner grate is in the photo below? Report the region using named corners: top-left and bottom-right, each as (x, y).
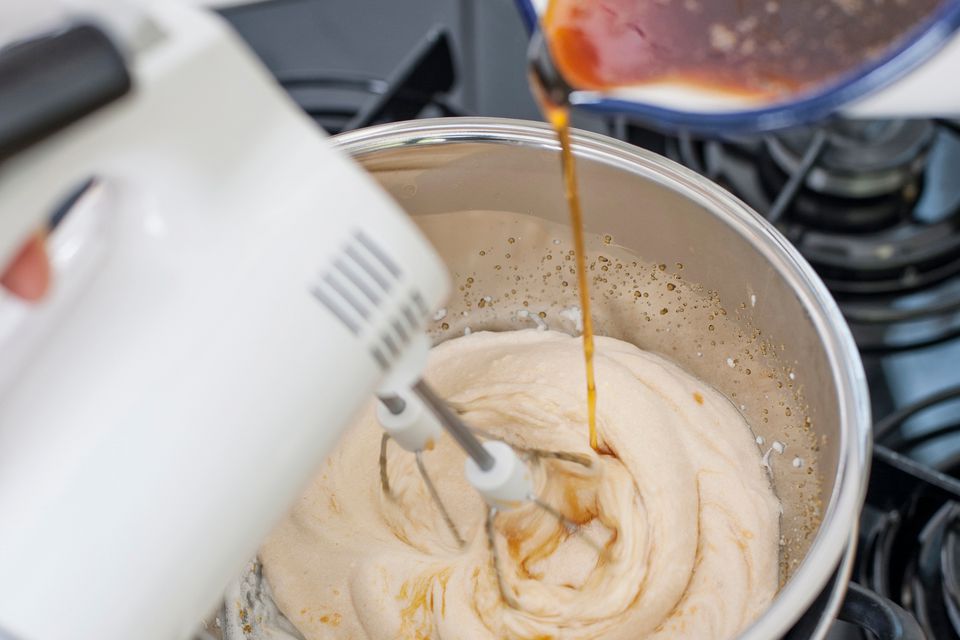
top-left (614, 118), bottom-right (960, 354)
top-left (860, 447), bottom-right (960, 640)
top-left (277, 28), bottom-right (461, 135)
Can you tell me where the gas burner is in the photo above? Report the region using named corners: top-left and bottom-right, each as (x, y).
top-left (759, 122), bottom-right (960, 311)
top-left (614, 118), bottom-right (960, 353)
top-left (767, 120), bottom-right (960, 353)
top-left (764, 120), bottom-right (935, 201)
top-left (860, 448), bottom-right (960, 640)
top-left (276, 29), bottom-right (460, 134)
top-left (739, 122), bottom-right (960, 299)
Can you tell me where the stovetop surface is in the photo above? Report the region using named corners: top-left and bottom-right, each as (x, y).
top-left (220, 2), bottom-right (960, 637)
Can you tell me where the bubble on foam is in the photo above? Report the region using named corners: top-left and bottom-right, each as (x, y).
top-left (761, 447), bottom-right (774, 471)
top-left (518, 309), bottom-right (548, 331)
top-left (761, 440), bottom-right (786, 471)
top-left (560, 306), bottom-right (584, 333)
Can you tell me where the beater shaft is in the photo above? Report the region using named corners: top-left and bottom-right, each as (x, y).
top-left (414, 380), bottom-right (495, 471)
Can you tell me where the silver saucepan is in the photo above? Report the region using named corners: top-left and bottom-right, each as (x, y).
top-left (219, 118), bottom-right (878, 640)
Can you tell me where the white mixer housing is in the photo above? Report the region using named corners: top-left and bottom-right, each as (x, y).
top-left (0, 4), bottom-right (448, 639)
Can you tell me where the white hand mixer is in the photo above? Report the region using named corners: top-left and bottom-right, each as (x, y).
top-left (9, 1), bottom-right (954, 638)
top-left (0, 4), bottom-right (592, 638)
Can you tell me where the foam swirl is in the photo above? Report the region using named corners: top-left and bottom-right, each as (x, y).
top-left (261, 330), bottom-right (779, 639)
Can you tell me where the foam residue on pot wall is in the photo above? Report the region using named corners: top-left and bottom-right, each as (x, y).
top-left (418, 210), bottom-right (821, 586)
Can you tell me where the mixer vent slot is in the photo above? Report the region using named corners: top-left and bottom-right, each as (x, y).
top-left (311, 231), bottom-right (429, 372)
top-left (356, 230), bottom-right (401, 278)
top-left (311, 286), bottom-right (360, 335)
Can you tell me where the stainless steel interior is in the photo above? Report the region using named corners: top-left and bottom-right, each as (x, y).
top-left (331, 117), bottom-right (872, 640)
top-left (218, 117), bottom-right (870, 640)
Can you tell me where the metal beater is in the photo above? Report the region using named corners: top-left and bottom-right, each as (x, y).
top-left (374, 335), bottom-right (601, 608)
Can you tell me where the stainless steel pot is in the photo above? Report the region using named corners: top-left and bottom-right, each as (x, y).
top-left (219, 117), bottom-right (873, 640)
top-left (334, 117), bottom-right (871, 640)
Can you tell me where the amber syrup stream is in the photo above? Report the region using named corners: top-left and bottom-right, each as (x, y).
top-left (538, 97), bottom-right (599, 452)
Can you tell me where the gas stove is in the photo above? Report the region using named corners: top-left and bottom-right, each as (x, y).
top-left (219, 2), bottom-right (960, 638)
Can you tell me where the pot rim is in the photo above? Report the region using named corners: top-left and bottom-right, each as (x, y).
top-left (333, 116), bottom-right (872, 639)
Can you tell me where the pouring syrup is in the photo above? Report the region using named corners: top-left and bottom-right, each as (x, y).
top-left (550, 103), bottom-right (599, 453)
top-left (530, 51), bottom-right (600, 452)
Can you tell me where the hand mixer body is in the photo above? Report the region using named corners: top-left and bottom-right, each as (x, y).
top-left (0, 5), bottom-right (448, 639)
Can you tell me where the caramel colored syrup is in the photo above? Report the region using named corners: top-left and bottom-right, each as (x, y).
top-left (536, 96), bottom-right (599, 452)
top-left (543, 0), bottom-right (941, 102)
